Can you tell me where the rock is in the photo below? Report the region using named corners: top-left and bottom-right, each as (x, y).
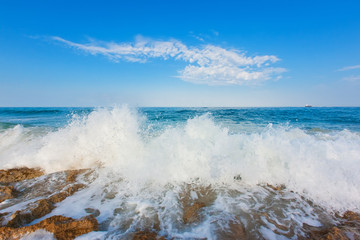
top-left (0, 186), bottom-right (16, 203)
top-left (0, 215), bottom-right (98, 240)
top-left (304, 211), bottom-right (360, 240)
top-left (48, 184), bottom-right (85, 204)
top-left (64, 169), bottom-right (88, 183)
top-left (0, 212), bottom-right (9, 226)
top-left (6, 184), bottom-right (86, 228)
top-left (183, 201), bottom-right (206, 224)
top-left (179, 184), bottom-right (216, 225)
top-left (305, 226), bottom-right (349, 240)
top-left (132, 231), bottom-right (166, 240)
top-left (321, 227), bottom-right (349, 240)
top-left (342, 211), bottom-right (360, 223)
top-left (0, 168), bottom-right (44, 184)
top-left (84, 208), bottom-right (101, 217)
top-left (216, 218), bottom-right (247, 240)
top-left (266, 184), bottom-right (286, 191)
top-left (227, 219), bottom-right (247, 239)
top-left (7, 199), bottom-right (55, 227)
top-left (179, 184), bottom-right (216, 207)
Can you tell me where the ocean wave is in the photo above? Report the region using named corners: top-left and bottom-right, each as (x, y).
top-left (0, 106), bottom-right (359, 215)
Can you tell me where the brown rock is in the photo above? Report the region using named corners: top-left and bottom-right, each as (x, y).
top-left (48, 184), bottom-right (85, 204)
top-left (306, 226), bottom-right (349, 240)
top-left (179, 184), bottom-right (216, 225)
top-left (132, 231), bottom-right (166, 240)
top-left (228, 219), bottom-right (247, 239)
top-left (183, 201), bottom-right (206, 224)
top-left (343, 211), bottom-right (360, 222)
top-left (179, 184), bottom-right (216, 208)
top-left (7, 184), bottom-right (86, 228)
top-left (266, 184), bottom-right (286, 191)
top-left (323, 227), bottom-right (349, 240)
top-left (304, 211), bottom-right (360, 240)
top-left (7, 199), bottom-right (55, 227)
top-left (216, 219), bottom-right (247, 240)
top-left (0, 186), bottom-right (16, 203)
top-left (0, 215), bottom-right (98, 240)
top-left (65, 169), bottom-right (88, 183)
top-left (84, 208), bottom-right (101, 217)
top-left (0, 168), bottom-right (44, 184)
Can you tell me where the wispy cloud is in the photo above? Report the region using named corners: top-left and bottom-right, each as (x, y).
top-left (337, 64), bottom-right (360, 72)
top-left (52, 36), bottom-right (286, 85)
top-left (343, 75), bottom-right (360, 82)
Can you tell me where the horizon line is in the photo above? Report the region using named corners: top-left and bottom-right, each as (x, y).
top-left (1, 106), bottom-right (360, 108)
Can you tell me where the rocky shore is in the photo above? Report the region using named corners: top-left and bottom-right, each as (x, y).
top-left (0, 167), bottom-right (359, 240)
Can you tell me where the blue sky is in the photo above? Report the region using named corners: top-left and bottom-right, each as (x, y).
top-left (1, 0), bottom-right (360, 107)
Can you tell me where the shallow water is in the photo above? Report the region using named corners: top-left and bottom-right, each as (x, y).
top-left (0, 106), bottom-right (359, 239)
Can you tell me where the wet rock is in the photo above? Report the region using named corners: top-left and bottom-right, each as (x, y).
top-left (48, 184), bottom-right (86, 204)
top-left (234, 174), bottom-right (242, 181)
top-left (228, 219), bottom-right (247, 239)
top-left (179, 184), bottom-right (216, 225)
top-left (216, 219), bottom-right (247, 240)
top-left (321, 226), bottom-right (350, 240)
top-left (85, 208), bottom-right (101, 217)
top-left (6, 184), bottom-right (86, 228)
top-left (266, 184), bottom-right (286, 191)
top-left (7, 199), bottom-right (55, 227)
top-left (132, 230), bottom-right (166, 240)
top-left (0, 212), bottom-right (9, 226)
top-left (179, 184), bottom-right (216, 206)
top-left (305, 226), bottom-right (349, 240)
top-left (0, 186), bottom-right (16, 203)
top-left (304, 211), bottom-right (360, 240)
top-left (0, 215), bottom-right (98, 240)
top-left (64, 169), bottom-right (88, 183)
top-left (0, 168), bottom-right (44, 184)
top-left (342, 211), bottom-right (360, 223)
top-left (183, 201), bottom-right (206, 224)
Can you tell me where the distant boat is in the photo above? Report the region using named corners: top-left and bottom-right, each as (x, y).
top-left (305, 104), bottom-right (312, 107)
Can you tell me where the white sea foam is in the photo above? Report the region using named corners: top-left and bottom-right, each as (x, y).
top-left (0, 106), bottom-right (360, 217)
top-left (20, 229), bottom-right (55, 240)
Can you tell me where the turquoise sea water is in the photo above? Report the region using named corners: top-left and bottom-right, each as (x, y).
top-left (1, 107), bottom-right (360, 132)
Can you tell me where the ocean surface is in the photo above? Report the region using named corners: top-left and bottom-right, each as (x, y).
top-left (1, 106), bottom-right (360, 239)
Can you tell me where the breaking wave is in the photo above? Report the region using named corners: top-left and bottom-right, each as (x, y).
top-left (0, 106), bottom-right (360, 217)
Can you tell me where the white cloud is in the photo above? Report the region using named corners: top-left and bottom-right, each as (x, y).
top-left (343, 75), bottom-right (360, 82)
top-left (52, 36), bottom-right (286, 85)
top-left (337, 64), bottom-right (360, 71)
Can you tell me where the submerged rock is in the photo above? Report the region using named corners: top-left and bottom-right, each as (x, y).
top-left (183, 201), bottom-right (206, 224)
top-left (0, 168), bottom-right (44, 184)
top-left (304, 211), bottom-right (360, 240)
top-left (132, 230), bottom-right (166, 240)
top-left (0, 215), bottom-right (98, 240)
top-left (216, 218), bottom-right (247, 240)
top-left (180, 184), bottom-right (216, 225)
top-left (84, 208), bottom-right (101, 218)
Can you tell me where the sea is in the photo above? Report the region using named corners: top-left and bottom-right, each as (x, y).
top-left (0, 106), bottom-right (360, 239)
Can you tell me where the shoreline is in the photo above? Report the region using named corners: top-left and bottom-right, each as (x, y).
top-left (1, 167), bottom-right (360, 239)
